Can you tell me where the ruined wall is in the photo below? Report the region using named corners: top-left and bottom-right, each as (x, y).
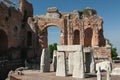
top-left (18, 0), bottom-right (33, 20)
top-left (0, 1), bottom-right (36, 79)
top-left (64, 8), bottom-right (106, 47)
top-left (0, 2), bottom-right (22, 50)
top-left (28, 7), bottom-right (110, 60)
top-left (32, 7), bottom-right (106, 47)
top-left (0, 0), bottom-right (37, 60)
top-left (92, 47), bottom-right (111, 61)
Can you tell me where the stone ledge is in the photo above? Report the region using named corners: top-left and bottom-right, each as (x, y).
top-left (57, 45), bottom-right (83, 52)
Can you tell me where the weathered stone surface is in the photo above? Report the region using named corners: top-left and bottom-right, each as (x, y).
top-left (96, 61), bottom-right (112, 72)
top-left (111, 68), bottom-right (120, 75)
top-left (56, 51), bottom-right (67, 76)
top-left (53, 50), bottom-right (57, 72)
top-left (97, 67), bottom-right (102, 80)
top-left (30, 7), bottom-right (106, 48)
top-left (46, 7), bottom-right (61, 19)
top-left (68, 52), bottom-right (74, 74)
top-left (40, 48), bottom-right (50, 72)
top-left (0, 1), bottom-right (112, 79)
top-left (57, 45), bottom-right (83, 51)
top-left (72, 51), bottom-right (85, 78)
top-left (93, 47), bottom-right (112, 61)
top-left (107, 67), bottom-right (111, 80)
top-left (90, 53), bottom-right (95, 73)
top-left (83, 47), bottom-right (91, 53)
top-left (18, 0), bottom-right (33, 17)
top-left (28, 7), bottom-right (111, 61)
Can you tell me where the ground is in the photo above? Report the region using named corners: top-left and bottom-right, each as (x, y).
top-left (10, 63), bottom-right (120, 80)
top-left (11, 70), bottom-right (120, 80)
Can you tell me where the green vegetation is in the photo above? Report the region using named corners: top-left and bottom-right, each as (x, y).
top-left (48, 43), bottom-right (57, 59)
top-left (82, 9), bottom-right (89, 15)
top-left (106, 39), bottom-right (118, 60)
top-left (112, 48), bottom-right (118, 60)
top-left (82, 9), bottom-right (91, 17)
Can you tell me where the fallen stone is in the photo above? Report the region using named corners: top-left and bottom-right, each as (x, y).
top-left (96, 61), bottom-right (112, 71)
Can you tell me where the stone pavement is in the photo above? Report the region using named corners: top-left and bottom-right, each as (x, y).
top-left (10, 70), bottom-right (120, 80)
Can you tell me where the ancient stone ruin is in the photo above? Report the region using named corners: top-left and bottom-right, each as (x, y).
top-left (40, 45), bottom-right (95, 79)
top-left (0, 0), bottom-right (112, 80)
top-left (28, 7), bottom-right (111, 61)
top-left (0, 0), bottom-right (38, 79)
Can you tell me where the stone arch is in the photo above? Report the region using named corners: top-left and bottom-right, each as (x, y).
top-left (0, 29), bottom-right (8, 56)
top-left (73, 30), bottom-right (80, 45)
top-left (40, 22), bottom-right (64, 32)
top-left (38, 23), bottom-right (63, 48)
top-left (84, 28), bottom-right (93, 47)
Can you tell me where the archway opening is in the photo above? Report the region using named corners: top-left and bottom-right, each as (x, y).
top-left (84, 28), bottom-right (93, 47)
top-left (47, 26), bottom-right (61, 58)
top-left (73, 30), bottom-right (80, 45)
top-left (0, 29), bottom-right (8, 56)
top-left (48, 26), bottom-right (61, 45)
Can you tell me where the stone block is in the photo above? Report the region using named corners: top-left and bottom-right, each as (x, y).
top-left (90, 53), bottom-right (95, 73)
top-left (72, 51), bottom-right (85, 78)
top-left (53, 50), bottom-right (57, 72)
top-left (83, 47), bottom-right (91, 53)
top-left (107, 67), bottom-right (111, 80)
top-left (68, 52), bottom-right (74, 74)
top-left (97, 67), bottom-right (102, 80)
top-left (96, 61), bottom-right (112, 72)
top-left (40, 48), bottom-right (50, 72)
top-left (56, 51), bottom-right (67, 76)
top-left (57, 45), bottom-right (83, 52)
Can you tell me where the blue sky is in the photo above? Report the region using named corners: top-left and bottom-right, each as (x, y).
top-left (12, 0), bottom-right (120, 55)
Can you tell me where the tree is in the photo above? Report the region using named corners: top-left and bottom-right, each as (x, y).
top-left (48, 43), bottom-right (57, 59)
top-left (106, 39), bottom-right (118, 60)
top-left (112, 48), bottom-right (118, 60)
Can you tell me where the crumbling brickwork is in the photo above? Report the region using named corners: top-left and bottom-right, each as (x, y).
top-left (28, 7), bottom-right (111, 60)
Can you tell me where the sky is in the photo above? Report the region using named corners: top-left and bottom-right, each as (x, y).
top-left (11, 0), bottom-right (120, 55)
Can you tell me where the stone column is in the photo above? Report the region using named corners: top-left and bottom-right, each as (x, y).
top-left (68, 52), bottom-right (74, 74)
top-left (53, 50), bottom-right (57, 72)
top-left (56, 51), bottom-right (67, 76)
top-left (68, 21), bottom-right (73, 45)
top-left (90, 53), bottom-right (95, 73)
top-left (107, 67), bottom-right (111, 80)
top-left (72, 51), bottom-right (85, 78)
top-left (40, 48), bottom-right (50, 72)
top-left (97, 67), bottom-right (102, 80)
top-left (92, 26), bottom-right (99, 46)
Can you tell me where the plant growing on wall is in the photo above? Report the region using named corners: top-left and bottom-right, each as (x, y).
top-left (82, 9), bottom-right (90, 16)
